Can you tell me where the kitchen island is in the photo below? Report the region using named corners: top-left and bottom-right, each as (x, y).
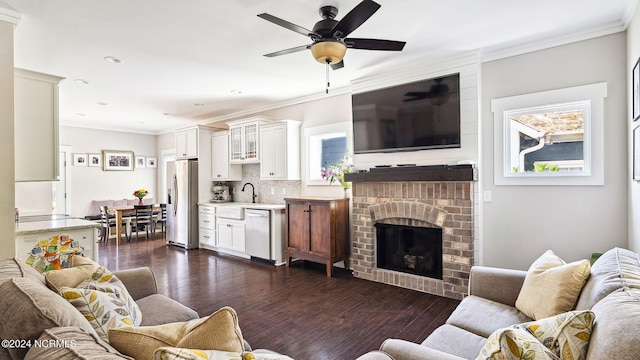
top-left (15, 217), bottom-right (100, 269)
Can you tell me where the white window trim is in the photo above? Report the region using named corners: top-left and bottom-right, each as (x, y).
top-left (304, 122), bottom-right (353, 186)
top-left (491, 82), bottom-right (607, 186)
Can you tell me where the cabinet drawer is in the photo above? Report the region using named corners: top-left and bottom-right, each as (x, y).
top-left (199, 228), bottom-right (216, 247)
top-left (199, 206), bottom-right (216, 215)
top-left (199, 213), bottom-right (216, 230)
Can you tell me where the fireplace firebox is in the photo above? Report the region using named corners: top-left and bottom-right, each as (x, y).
top-left (375, 223), bottom-right (443, 280)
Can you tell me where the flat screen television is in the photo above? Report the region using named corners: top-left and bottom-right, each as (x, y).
top-left (352, 73), bottom-right (461, 154)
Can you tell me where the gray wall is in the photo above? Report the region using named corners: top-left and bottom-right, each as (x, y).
top-left (628, 1), bottom-right (640, 253)
top-left (481, 32), bottom-right (628, 269)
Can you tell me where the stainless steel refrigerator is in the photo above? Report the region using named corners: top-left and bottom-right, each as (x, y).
top-left (166, 159), bottom-right (199, 249)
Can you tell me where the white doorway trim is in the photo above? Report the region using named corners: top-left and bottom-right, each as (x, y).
top-left (161, 149), bottom-right (176, 203)
top-left (56, 145), bottom-right (72, 214)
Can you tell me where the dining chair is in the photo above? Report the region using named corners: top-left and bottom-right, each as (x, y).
top-left (130, 204), bottom-right (155, 241)
top-left (155, 203), bottom-right (167, 235)
top-left (99, 205), bottom-right (130, 244)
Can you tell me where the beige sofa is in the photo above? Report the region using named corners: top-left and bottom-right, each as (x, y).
top-left (0, 257), bottom-right (200, 359)
top-left (357, 247), bottom-right (640, 360)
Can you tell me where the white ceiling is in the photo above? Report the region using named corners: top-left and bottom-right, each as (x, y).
top-left (2, 0), bottom-right (636, 134)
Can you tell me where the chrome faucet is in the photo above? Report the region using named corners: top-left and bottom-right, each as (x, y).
top-left (241, 182), bottom-right (257, 203)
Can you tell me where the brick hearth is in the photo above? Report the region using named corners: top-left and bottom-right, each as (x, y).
top-left (350, 181), bottom-right (473, 300)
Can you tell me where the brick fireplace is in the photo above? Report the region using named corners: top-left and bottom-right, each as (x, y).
top-left (346, 166), bottom-right (474, 300)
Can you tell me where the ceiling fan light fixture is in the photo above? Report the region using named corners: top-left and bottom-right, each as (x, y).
top-left (310, 41), bottom-right (346, 64)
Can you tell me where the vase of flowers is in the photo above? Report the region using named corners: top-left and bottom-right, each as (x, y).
top-left (133, 189), bottom-right (148, 205)
top-left (321, 154), bottom-right (354, 197)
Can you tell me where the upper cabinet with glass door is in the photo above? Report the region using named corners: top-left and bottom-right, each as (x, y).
top-left (227, 117), bottom-right (269, 164)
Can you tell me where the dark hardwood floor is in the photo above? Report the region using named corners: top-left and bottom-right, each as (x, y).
top-left (98, 236), bottom-right (460, 360)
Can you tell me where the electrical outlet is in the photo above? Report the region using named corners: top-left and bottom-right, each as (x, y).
top-left (282, 188), bottom-right (286, 195)
top-left (270, 187), bottom-right (275, 195)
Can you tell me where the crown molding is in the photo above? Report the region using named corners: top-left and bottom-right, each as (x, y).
top-left (480, 21), bottom-right (626, 63)
top-left (0, 2), bottom-right (20, 25)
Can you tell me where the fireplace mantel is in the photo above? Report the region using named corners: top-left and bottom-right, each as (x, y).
top-left (345, 164), bottom-right (475, 183)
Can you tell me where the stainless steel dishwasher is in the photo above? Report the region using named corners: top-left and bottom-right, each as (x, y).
top-left (245, 209), bottom-right (271, 260)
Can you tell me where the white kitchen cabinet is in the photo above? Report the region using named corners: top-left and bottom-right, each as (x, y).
top-left (14, 69), bottom-right (65, 182)
top-left (217, 218), bottom-right (245, 252)
top-left (211, 131), bottom-right (242, 181)
top-left (260, 120), bottom-right (301, 180)
top-left (227, 117), bottom-right (269, 164)
top-left (198, 205), bottom-right (217, 249)
top-left (175, 128), bottom-right (198, 159)
top-left (175, 125), bottom-right (220, 203)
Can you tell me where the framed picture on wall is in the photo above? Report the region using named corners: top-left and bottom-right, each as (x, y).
top-left (634, 125), bottom-right (640, 181)
top-left (634, 58), bottom-right (640, 121)
top-left (73, 153), bottom-right (88, 166)
top-left (135, 155), bottom-right (146, 169)
top-left (88, 153), bottom-right (102, 167)
top-left (146, 157), bottom-right (157, 168)
top-left (102, 150), bottom-right (134, 171)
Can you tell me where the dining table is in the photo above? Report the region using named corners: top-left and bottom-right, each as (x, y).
top-left (110, 204), bottom-right (162, 244)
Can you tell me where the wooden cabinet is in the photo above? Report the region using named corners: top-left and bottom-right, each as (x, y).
top-left (227, 117), bottom-right (267, 164)
top-left (285, 197), bottom-right (349, 277)
top-left (260, 120), bottom-right (301, 180)
top-left (217, 218), bottom-right (245, 252)
top-left (211, 131), bottom-right (242, 181)
top-left (198, 205), bottom-right (216, 249)
top-left (14, 69), bottom-right (64, 182)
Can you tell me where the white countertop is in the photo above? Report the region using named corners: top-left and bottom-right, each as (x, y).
top-left (16, 218), bottom-right (100, 235)
top-left (199, 202), bottom-right (285, 210)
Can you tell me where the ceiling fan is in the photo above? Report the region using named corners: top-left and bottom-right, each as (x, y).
top-left (257, 0), bottom-right (406, 71)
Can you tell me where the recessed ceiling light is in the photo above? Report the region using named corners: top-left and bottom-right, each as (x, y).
top-left (104, 56), bottom-right (123, 64)
top-left (74, 79), bottom-right (89, 84)
top-left (96, 101), bottom-right (108, 106)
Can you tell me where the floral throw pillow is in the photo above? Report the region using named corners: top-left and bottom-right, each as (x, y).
top-left (476, 326), bottom-right (558, 360)
top-left (77, 265), bottom-right (142, 326)
top-left (521, 310), bottom-right (594, 360)
top-left (60, 286), bottom-right (136, 342)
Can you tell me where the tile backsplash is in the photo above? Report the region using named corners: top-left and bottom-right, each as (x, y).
top-left (221, 164), bottom-right (301, 204)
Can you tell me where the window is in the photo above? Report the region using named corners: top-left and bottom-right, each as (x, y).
top-left (492, 82), bottom-right (607, 186)
top-left (505, 101), bottom-right (590, 177)
top-left (304, 122), bottom-right (353, 185)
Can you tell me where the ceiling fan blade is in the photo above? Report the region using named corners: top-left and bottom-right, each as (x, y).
top-left (345, 38), bottom-right (406, 51)
top-left (330, 0), bottom-right (381, 38)
top-left (258, 13), bottom-right (320, 38)
top-left (263, 44), bottom-right (311, 57)
top-left (331, 60), bottom-right (344, 70)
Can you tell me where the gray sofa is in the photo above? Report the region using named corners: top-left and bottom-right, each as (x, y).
top-left (357, 247), bottom-right (640, 360)
top-left (0, 257), bottom-right (199, 359)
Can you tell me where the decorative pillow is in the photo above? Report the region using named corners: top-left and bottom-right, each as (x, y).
top-left (0, 277), bottom-right (98, 360)
top-left (109, 306), bottom-right (244, 360)
top-left (476, 326), bottom-right (557, 360)
top-left (45, 256), bottom-right (100, 293)
top-left (24, 326), bottom-right (133, 360)
top-left (60, 286), bottom-right (137, 342)
top-left (521, 310), bottom-right (594, 360)
top-left (77, 265), bottom-right (142, 326)
top-left (515, 250), bottom-right (591, 320)
top-left (153, 348), bottom-right (295, 360)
